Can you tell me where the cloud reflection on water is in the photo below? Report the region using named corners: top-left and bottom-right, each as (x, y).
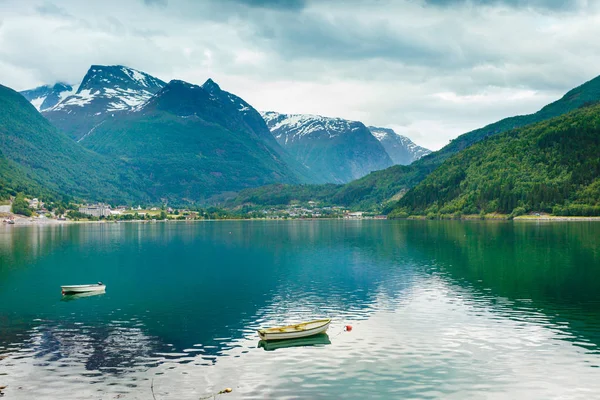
top-left (0, 221), bottom-right (599, 399)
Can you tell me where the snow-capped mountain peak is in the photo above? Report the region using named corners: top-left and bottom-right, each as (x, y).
top-left (19, 65), bottom-right (167, 141)
top-left (260, 111), bottom-right (393, 183)
top-left (20, 82), bottom-right (78, 112)
top-left (368, 126), bottom-right (431, 165)
top-left (260, 111), bottom-right (366, 142)
top-left (50, 65), bottom-right (166, 113)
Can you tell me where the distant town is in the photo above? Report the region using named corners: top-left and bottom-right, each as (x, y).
top-left (1, 195), bottom-right (386, 225)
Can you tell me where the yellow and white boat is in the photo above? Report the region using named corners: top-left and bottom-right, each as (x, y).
top-left (258, 318), bottom-right (331, 341)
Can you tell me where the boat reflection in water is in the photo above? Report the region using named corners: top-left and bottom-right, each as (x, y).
top-left (60, 291), bottom-right (106, 302)
top-left (258, 333), bottom-right (331, 351)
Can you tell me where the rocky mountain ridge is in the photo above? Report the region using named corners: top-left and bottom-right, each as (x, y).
top-left (261, 111), bottom-right (394, 183)
top-left (368, 126), bottom-right (430, 165)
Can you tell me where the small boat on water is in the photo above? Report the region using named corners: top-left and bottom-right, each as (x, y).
top-left (258, 333), bottom-right (331, 351)
top-left (61, 282), bottom-right (105, 295)
top-left (258, 318), bottom-right (331, 341)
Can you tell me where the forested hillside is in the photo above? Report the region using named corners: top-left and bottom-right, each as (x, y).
top-left (389, 103), bottom-right (600, 217)
top-left (0, 152), bottom-right (50, 201)
top-left (343, 74), bottom-right (600, 208)
top-left (226, 184), bottom-right (342, 207)
top-left (83, 80), bottom-right (304, 203)
top-left (0, 84), bottom-right (150, 203)
top-left (225, 165), bottom-right (427, 211)
top-left (417, 74), bottom-right (600, 169)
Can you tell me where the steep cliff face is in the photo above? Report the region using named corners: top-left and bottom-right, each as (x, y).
top-left (1, 83), bottom-right (149, 203)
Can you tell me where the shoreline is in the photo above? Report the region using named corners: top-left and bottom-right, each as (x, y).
top-left (3, 215), bottom-right (600, 227)
top-left (401, 213), bottom-right (600, 222)
top-left (513, 215), bottom-right (600, 222)
top-left (1, 216), bottom-right (350, 227)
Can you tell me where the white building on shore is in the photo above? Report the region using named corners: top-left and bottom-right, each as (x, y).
top-left (345, 212), bottom-right (364, 219)
top-left (79, 204), bottom-right (112, 217)
top-left (28, 198), bottom-right (41, 209)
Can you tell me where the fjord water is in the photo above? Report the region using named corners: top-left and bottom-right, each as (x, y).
top-left (0, 221), bottom-right (599, 399)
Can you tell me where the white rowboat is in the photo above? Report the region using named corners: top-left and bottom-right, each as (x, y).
top-left (258, 318), bottom-right (331, 341)
top-left (61, 282), bottom-right (105, 295)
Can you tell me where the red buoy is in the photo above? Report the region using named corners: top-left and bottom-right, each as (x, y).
top-left (345, 325), bottom-right (353, 332)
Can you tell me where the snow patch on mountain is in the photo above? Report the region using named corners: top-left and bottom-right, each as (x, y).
top-left (368, 126), bottom-right (431, 164)
top-left (48, 65), bottom-right (165, 114)
top-left (59, 84), bottom-right (79, 102)
top-left (122, 67), bottom-right (148, 87)
top-left (20, 83), bottom-right (78, 111)
top-left (30, 96), bottom-right (45, 111)
top-left (370, 128), bottom-right (389, 141)
top-left (56, 88), bottom-right (94, 109)
top-left (77, 120), bottom-right (106, 143)
top-left (261, 111), bottom-right (363, 142)
top-left (21, 65), bottom-right (167, 141)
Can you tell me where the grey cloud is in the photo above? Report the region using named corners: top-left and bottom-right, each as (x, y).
top-left (131, 27), bottom-right (167, 38)
top-left (423, 0), bottom-right (584, 11)
top-left (35, 2), bottom-right (72, 17)
top-left (142, 0), bottom-right (306, 12)
top-left (232, 0), bottom-right (599, 93)
top-left (143, 0), bottom-right (167, 7)
top-left (104, 16), bottom-right (126, 34)
top-left (228, 0), bottom-right (306, 9)
top-left (256, 15), bottom-right (448, 65)
top-left (2, 0), bottom-right (600, 149)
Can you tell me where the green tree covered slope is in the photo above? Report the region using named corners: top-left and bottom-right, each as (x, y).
top-left (83, 80), bottom-right (305, 203)
top-left (0, 84), bottom-right (149, 203)
top-left (390, 103), bottom-right (600, 217)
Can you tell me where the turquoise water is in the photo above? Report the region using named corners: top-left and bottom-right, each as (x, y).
top-left (0, 220), bottom-right (599, 399)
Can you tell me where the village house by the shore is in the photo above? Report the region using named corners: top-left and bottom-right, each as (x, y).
top-left (79, 204), bottom-right (112, 218)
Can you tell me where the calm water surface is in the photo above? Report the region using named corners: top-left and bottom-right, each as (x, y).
top-left (0, 220), bottom-right (599, 399)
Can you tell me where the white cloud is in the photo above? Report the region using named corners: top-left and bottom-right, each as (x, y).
top-left (1, 0), bottom-right (599, 150)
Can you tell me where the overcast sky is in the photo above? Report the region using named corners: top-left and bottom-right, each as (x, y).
top-left (1, 0), bottom-right (600, 149)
